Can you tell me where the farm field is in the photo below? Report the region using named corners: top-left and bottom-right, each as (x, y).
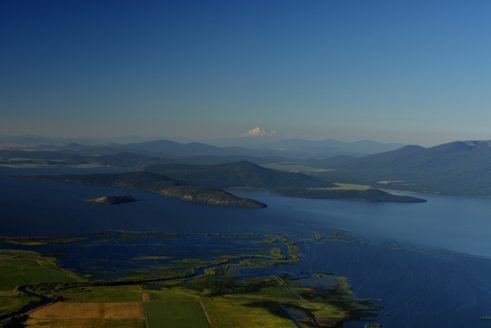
top-left (199, 297), bottom-right (295, 328)
top-left (26, 302), bottom-right (145, 327)
top-left (60, 286), bottom-right (143, 303)
top-left (143, 288), bottom-right (209, 328)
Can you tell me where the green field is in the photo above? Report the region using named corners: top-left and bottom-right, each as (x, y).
top-left (144, 288), bottom-right (209, 328)
top-left (0, 250), bottom-right (83, 315)
top-left (142, 285), bottom-right (298, 328)
top-left (200, 297), bottom-right (295, 328)
top-left (0, 291), bottom-right (33, 316)
top-left (0, 250), bottom-right (82, 290)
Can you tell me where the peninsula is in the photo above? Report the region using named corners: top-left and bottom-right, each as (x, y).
top-left (87, 194), bottom-right (137, 205)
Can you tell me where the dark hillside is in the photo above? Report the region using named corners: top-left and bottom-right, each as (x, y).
top-left (145, 161), bottom-right (331, 189)
top-left (320, 141), bottom-right (491, 195)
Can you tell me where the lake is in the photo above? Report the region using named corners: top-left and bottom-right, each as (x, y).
top-left (1, 167), bottom-right (491, 327)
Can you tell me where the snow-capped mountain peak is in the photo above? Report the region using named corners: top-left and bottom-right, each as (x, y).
top-left (240, 127), bottom-right (278, 137)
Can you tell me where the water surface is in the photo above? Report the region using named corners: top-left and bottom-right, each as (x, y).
top-left (1, 167), bottom-right (491, 327)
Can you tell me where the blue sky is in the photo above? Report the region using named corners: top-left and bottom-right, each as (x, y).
top-left (1, 0), bottom-right (491, 145)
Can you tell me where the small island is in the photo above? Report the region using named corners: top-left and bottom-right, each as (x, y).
top-left (87, 194), bottom-right (137, 205)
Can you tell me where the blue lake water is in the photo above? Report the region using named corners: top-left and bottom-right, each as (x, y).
top-left (1, 167), bottom-right (491, 327)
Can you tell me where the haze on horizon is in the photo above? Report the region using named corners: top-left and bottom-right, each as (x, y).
top-left (2, 0), bottom-right (491, 146)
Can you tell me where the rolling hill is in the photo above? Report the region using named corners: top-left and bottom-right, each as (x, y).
top-left (145, 161), bottom-right (331, 189)
top-left (112, 139), bottom-right (271, 158)
top-left (144, 161), bottom-right (424, 203)
top-left (320, 140), bottom-right (491, 196)
top-left (208, 136), bottom-right (404, 157)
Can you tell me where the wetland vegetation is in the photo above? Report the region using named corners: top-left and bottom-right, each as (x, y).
top-left (0, 231), bottom-right (379, 327)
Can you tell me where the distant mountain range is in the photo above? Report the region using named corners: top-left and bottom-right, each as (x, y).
top-left (8, 133), bottom-right (491, 198)
top-left (207, 136), bottom-right (404, 157)
top-left (111, 140), bottom-right (267, 158)
top-left (0, 134), bottom-right (162, 147)
top-left (112, 136), bottom-right (404, 159)
top-left (319, 140), bottom-right (491, 196)
top-left (0, 134), bottom-right (404, 159)
top-left (7, 135), bottom-right (491, 197)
